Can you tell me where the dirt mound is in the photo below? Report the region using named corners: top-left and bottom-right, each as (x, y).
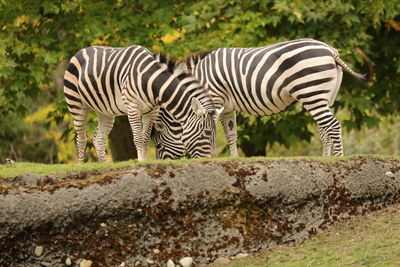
top-left (1, 157), bottom-right (400, 266)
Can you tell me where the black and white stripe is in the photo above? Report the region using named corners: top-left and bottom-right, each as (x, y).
top-left (63, 45), bottom-right (216, 162)
top-left (153, 110), bottom-right (186, 159)
top-left (154, 38), bottom-right (373, 158)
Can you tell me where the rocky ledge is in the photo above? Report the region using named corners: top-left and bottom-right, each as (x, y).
top-left (1, 157), bottom-right (400, 266)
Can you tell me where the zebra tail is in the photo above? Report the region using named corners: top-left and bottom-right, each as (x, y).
top-left (333, 48), bottom-right (374, 86)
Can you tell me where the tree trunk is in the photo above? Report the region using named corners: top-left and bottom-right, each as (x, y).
top-left (108, 116), bottom-right (137, 161)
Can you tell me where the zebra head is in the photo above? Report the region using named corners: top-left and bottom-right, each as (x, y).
top-left (153, 109), bottom-right (186, 159)
top-left (180, 97), bottom-right (216, 158)
top-left (155, 98), bottom-right (217, 159)
top-left (153, 104), bottom-right (223, 160)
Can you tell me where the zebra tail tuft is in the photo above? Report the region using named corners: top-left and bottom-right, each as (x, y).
top-left (354, 48), bottom-right (374, 86)
top-left (334, 48), bottom-right (374, 87)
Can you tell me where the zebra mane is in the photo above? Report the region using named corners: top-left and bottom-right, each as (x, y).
top-left (184, 50), bottom-right (213, 70)
top-left (154, 52), bottom-right (191, 77)
top-left (153, 52), bottom-right (180, 72)
top-left (153, 50), bottom-right (213, 72)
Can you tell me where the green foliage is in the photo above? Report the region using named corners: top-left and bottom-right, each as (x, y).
top-left (0, 0), bottom-right (399, 160)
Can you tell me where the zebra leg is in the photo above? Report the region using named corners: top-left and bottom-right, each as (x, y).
top-left (319, 123), bottom-right (343, 156)
top-left (303, 102), bottom-right (344, 157)
top-left (220, 111), bottom-right (239, 157)
top-left (126, 105), bottom-right (146, 161)
top-left (93, 113), bottom-right (115, 162)
top-left (141, 109), bottom-right (159, 161)
top-left (319, 127), bottom-right (332, 156)
top-left (71, 108), bottom-right (89, 163)
top-left (329, 123), bottom-right (344, 156)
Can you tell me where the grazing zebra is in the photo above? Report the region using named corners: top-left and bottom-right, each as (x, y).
top-left (153, 38), bottom-right (373, 159)
top-left (153, 109), bottom-right (186, 159)
top-left (63, 45), bottom-right (216, 162)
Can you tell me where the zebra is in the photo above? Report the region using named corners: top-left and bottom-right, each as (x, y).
top-left (63, 45), bottom-right (216, 162)
top-left (153, 38), bottom-right (373, 159)
top-left (153, 109), bottom-right (186, 159)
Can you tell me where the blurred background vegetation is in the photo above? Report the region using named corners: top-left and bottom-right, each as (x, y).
top-left (0, 0), bottom-right (399, 163)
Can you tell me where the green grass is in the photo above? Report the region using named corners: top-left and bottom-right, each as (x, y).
top-left (1, 155), bottom-right (398, 179)
top-left (0, 158), bottom-right (220, 178)
top-left (209, 204), bottom-right (400, 267)
top-left (0, 161), bottom-right (136, 178)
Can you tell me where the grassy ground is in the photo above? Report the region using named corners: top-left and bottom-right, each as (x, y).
top-left (209, 203), bottom-right (400, 267)
top-left (1, 155), bottom-right (398, 178)
top-left (0, 160), bottom-right (136, 178)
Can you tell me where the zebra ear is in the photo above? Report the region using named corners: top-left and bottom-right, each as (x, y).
top-left (154, 121), bottom-right (165, 133)
top-left (191, 98), bottom-right (206, 116)
top-left (215, 107), bottom-right (224, 117)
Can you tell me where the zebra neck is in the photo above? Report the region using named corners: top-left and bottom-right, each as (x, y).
top-left (156, 69), bottom-right (213, 121)
top-left (161, 90), bottom-right (213, 122)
